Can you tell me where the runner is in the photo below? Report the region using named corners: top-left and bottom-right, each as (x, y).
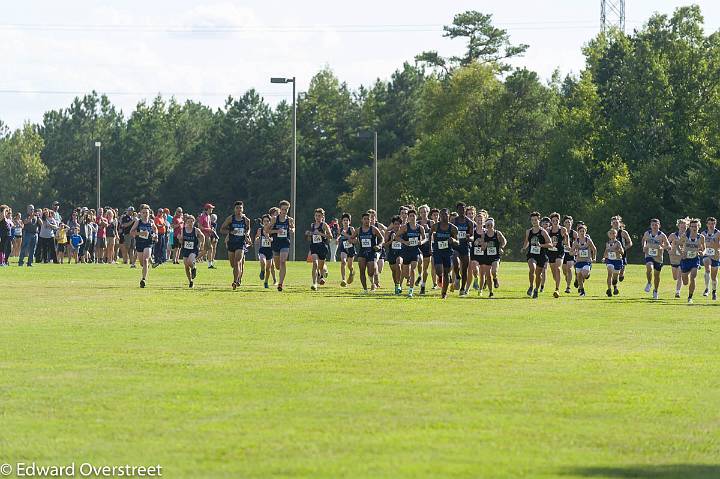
top-left (368, 209), bottom-right (386, 288)
top-left (430, 208), bottom-right (459, 299)
top-left (255, 214), bottom-right (275, 289)
top-left (572, 223), bottom-right (597, 297)
top-left (384, 216), bottom-right (404, 295)
top-left (611, 215), bottom-right (633, 282)
top-left (178, 215), bottom-right (205, 288)
top-left (641, 219), bottom-right (670, 300)
top-left (129, 204), bottom-right (158, 288)
top-left (668, 218), bottom-right (688, 298)
top-left (546, 212), bottom-right (569, 298)
top-left (350, 212), bottom-right (384, 293)
top-left (451, 202), bottom-right (475, 296)
top-left (522, 212), bottom-right (552, 299)
top-left (220, 201), bottom-right (252, 290)
top-left (679, 218), bottom-right (705, 304)
top-left (171, 207), bottom-right (184, 264)
top-left (562, 215), bottom-right (577, 293)
top-left (538, 216), bottom-right (552, 293)
top-left (701, 217), bottom-right (719, 299)
top-left (477, 217), bottom-right (506, 298)
top-left (417, 205), bottom-right (435, 294)
top-left (337, 213), bottom-right (356, 287)
top-left (602, 228), bottom-right (625, 297)
top-left (305, 208), bottom-right (333, 291)
top-left (266, 200), bottom-right (295, 292)
top-left (397, 209), bottom-right (425, 298)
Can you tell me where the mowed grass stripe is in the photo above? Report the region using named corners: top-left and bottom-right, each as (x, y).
top-left (1, 262), bottom-right (718, 478)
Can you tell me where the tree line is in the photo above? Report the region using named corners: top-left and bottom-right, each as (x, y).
top-left (1, 6), bottom-right (719, 260)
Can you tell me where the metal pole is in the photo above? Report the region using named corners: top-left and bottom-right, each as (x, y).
top-left (373, 131), bottom-right (378, 212)
top-left (291, 77), bottom-right (297, 262)
top-left (96, 145), bottom-right (101, 211)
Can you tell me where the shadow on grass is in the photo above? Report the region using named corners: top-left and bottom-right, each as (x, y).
top-left (561, 464), bottom-right (720, 479)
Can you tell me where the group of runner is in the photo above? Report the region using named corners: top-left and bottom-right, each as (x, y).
top-left (106, 200), bottom-right (720, 303)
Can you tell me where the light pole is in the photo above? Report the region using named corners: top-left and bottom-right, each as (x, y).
top-left (271, 76), bottom-right (297, 261)
top-left (358, 131), bottom-right (378, 212)
top-left (94, 141), bottom-right (101, 211)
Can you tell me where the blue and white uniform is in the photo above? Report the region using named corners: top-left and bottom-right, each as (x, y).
top-left (227, 216), bottom-right (248, 253)
top-left (135, 220), bottom-right (154, 252)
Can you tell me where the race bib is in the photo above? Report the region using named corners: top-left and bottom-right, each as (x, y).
top-left (409, 237), bottom-right (419, 247)
top-left (183, 240), bottom-right (194, 249)
top-left (392, 241), bottom-right (402, 250)
top-left (232, 227), bottom-right (245, 236)
top-left (13, 227), bottom-right (22, 236)
top-left (138, 231), bottom-right (149, 239)
top-left (530, 245), bottom-right (541, 254)
top-left (261, 237), bottom-right (271, 247)
top-left (487, 246), bottom-right (497, 256)
top-left (312, 234), bottom-right (322, 244)
top-left (687, 250), bottom-right (698, 259)
top-left (608, 251), bottom-right (617, 260)
top-left (548, 247), bottom-right (558, 252)
top-left (438, 240), bottom-right (449, 250)
top-left (579, 249), bottom-right (589, 258)
top-left (474, 247), bottom-right (484, 256)
top-left (457, 231), bottom-right (466, 240)
top-left (343, 240), bottom-right (352, 249)
top-left (277, 229), bottom-right (287, 238)
top-left (705, 248), bottom-right (716, 256)
top-left (648, 248), bottom-right (659, 257)
top-left (361, 238), bottom-right (371, 248)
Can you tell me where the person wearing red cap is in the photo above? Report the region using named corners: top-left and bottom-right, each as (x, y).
top-left (198, 203), bottom-right (215, 268)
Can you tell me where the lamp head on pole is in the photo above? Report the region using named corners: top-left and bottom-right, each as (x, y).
top-left (95, 141), bottom-right (101, 147)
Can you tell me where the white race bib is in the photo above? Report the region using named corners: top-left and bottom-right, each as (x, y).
top-left (548, 247), bottom-right (558, 252)
top-left (138, 231), bottom-right (149, 239)
top-left (705, 248), bottom-right (716, 256)
top-left (277, 229), bottom-right (287, 238)
top-left (487, 246), bottom-right (497, 256)
top-left (343, 240), bottom-right (352, 249)
top-left (232, 227), bottom-right (245, 236)
top-left (474, 247), bottom-right (484, 256)
top-left (392, 241), bottom-right (402, 250)
top-left (261, 237), bottom-right (271, 247)
top-left (457, 231), bottom-right (466, 240)
top-left (438, 240), bottom-right (449, 250)
top-left (579, 249), bottom-right (589, 258)
top-left (648, 248), bottom-right (659, 257)
top-left (687, 250), bottom-right (698, 259)
top-left (608, 251), bottom-right (617, 260)
top-left (361, 238), bottom-right (371, 248)
top-left (409, 237), bottom-right (419, 247)
top-left (312, 234), bottom-right (322, 244)
top-left (530, 245), bottom-right (541, 254)
top-left (183, 240), bottom-right (194, 249)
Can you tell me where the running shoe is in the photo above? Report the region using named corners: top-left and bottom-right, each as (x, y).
top-left (553, 290), bottom-right (560, 298)
top-left (348, 270), bottom-right (355, 284)
top-left (189, 281), bottom-right (193, 288)
top-left (675, 291), bottom-right (680, 298)
top-left (340, 280), bottom-right (347, 287)
top-left (532, 289), bottom-right (538, 299)
top-left (493, 277), bottom-right (499, 289)
top-left (619, 274), bottom-right (624, 282)
top-left (688, 297), bottom-right (693, 304)
top-left (488, 292), bottom-right (494, 298)
top-left (652, 290), bottom-right (658, 300)
top-left (260, 270), bottom-right (265, 280)
top-left (713, 290), bottom-right (717, 301)
top-left (140, 279), bottom-right (146, 288)
top-left (526, 287), bottom-right (533, 296)
top-left (420, 285), bottom-right (426, 295)
top-left (415, 276), bottom-right (421, 286)
top-left (565, 287), bottom-right (571, 294)
top-left (644, 283), bottom-right (652, 293)
top-left (278, 284), bottom-right (283, 292)
top-left (264, 282), bottom-right (269, 289)
top-left (606, 288), bottom-right (612, 297)
top-left (703, 288), bottom-right (709, 297)
top-left (311, 284), bottom-right (317, 291)
top-left (191, 267), bottom-right (197, 279)
top-left (232, 281), bottom-right (237, 291)
top-left (579, 289), bottom-right (586, 297)
top-left (613, 287), bottom-right (619, 296)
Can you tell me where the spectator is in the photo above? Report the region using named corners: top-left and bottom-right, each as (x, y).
top-left (198, 203), bottom-right (215, 268)
top-left (11, 212), bottom-right (23, 258)
top-left (172, 207), bottom-right (184, 264)
top-left (120, 207), bottom-right (136, 266)
top-left (19, 205), bottom-right (41, 267)
top-left (0, 205), bottom-right (11, 265)
top-left (329, 217), bottom-right (340, 262)
top-left (153, 208), bottom-right (167, 266)
top-left (38, 209), bottom-right (59, 263)
top-left (105, 209), bottom-right (117, 264)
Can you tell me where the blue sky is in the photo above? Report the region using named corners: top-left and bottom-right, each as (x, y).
top-left (1, 0), bottom-right (719, 129)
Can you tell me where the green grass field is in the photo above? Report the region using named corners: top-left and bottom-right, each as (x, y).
top-left (1, 260), bottom-right (718, 478)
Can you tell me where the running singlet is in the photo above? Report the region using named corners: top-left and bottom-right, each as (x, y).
top-left (453, 218), bottom-right (471, 249)
top-left (483, 232), bottom-right (501, 259)
top-left (272, 216), bottom-right (290, 246)
top-left (576, 238), bottom-right (591, 263)
top-left (182, 227), bottom-right (199, 253)
top-left (136, 220), bottom-right (153, 246)
top-left (257, 227), bottom-right (272, 248)
top-left (310, 222), bottom-right (328, 246)
top-left (645, 230), bottom-right (664, 261)
top-left (527, 229), bottom-right (545, 256)
top-left (433, 224), bottom-right (452, 253)
top-left (702, 229), bottom-right (719, 258)
top-left (606, 239), bottom-right (622, 261)
top-left (548, 227), bottom-right (564, 254)
top-left (684, 233), bottom-right (701, 260)
top-left (229, 216), bottom-right (247, 243)
top-left (402, 224), bottom-right (421, 253)
top-left (339, 227), bottom-right (355, 252)
top-left (358, 226), bottom-right (377, 253)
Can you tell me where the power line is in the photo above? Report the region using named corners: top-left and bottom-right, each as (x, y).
top-left (0, 89), bottom-right (290, 97)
